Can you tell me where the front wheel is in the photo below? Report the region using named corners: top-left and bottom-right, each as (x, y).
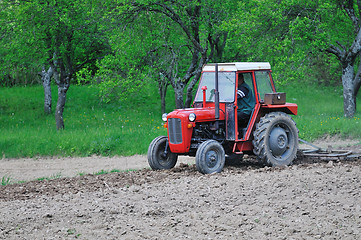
top-left (147, 136), bottom-right (178, 170)
top-left (196, 140), bottom-right (225, 174)
top-left (253, 112), bottom-right (298, 166)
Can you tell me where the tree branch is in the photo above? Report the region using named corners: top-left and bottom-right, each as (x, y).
top-left (349, 26), bottom-right (361, 57)
top-left (326, 44), bottom-right (345, 60)
top-left (128, 2), bottom-right (204, 53)
top-left (343, 0), bottom-right (360, 32)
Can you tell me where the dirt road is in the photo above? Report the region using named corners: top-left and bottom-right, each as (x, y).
top-left (0, 139), bottom-right (360, 239)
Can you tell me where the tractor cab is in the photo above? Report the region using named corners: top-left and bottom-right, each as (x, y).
top-left (148, 62), bottom-right (299, 174)
top-left (193, 63), bottom-right (294, 141)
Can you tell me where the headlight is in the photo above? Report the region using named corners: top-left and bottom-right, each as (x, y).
top-left (162, 113), bottom-right (168, 122)
top-left (189, 113), bottom-right (196, 122)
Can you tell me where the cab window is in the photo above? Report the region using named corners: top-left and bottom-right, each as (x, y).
top-left (241, 72), bottom-right (255, 99)
top-left (255, 71), bottom-right (274, 101)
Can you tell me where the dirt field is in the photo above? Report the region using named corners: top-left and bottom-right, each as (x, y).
top-left (0, 139), bottom-right (361, 239)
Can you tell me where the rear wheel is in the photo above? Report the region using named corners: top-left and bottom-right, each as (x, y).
top-left (147, 136), bottom-right (178, 170)
top-left (253, 112), bottom-right (298, 166)
top-left (196, 140), bottom-right (225, 174)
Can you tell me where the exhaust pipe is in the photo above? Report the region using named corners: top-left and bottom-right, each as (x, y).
top-left (215, 64), bottom-right (220, 120)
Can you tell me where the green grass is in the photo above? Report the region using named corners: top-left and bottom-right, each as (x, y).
top-left (93, 169), bottom-right (120, 175)
top-left (92, 168), bottom-right (139, 175)
top-left (0, 82), bottom-right (360, 159)
top-left (0, 83), bottom-right (171, 158)
top-left (36, 173), bottom-right (62, 181)
top-left (1, 176), bottom-right (11, 186)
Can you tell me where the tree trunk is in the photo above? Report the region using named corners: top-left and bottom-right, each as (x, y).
top-left (40, 66), bottom-right (54, 114)
top-left (342, 64), bottom-right (356, 118)
top-left (161, 93), bottom-right (166, 114)
top-left (185, 69), bottom-right (203, 108)
top-left (52, 51), bottom-right (72, 130)
top-left (160, 86), bottom-right (167, 114)
top-left (184, 88), bottom-right (193, 108)
top-left (55, 81), bottom-right (70, 130)
top-left (157, 74), bottom-right (169, 114)
top-left (174, 84), bottom-right (185, 109)
top-left (185, 80), bottom-right (197, 108)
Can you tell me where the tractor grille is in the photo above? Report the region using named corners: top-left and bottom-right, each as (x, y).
top-left (168, 118), bottom-right (182, 144)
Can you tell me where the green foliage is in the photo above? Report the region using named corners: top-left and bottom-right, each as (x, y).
top-left (0, 1), bottom-right (43, 86)
top-left (81, 10), bottom-right (161, 102)
top-left (223, 0), bottom-right (349, 86)
top-left (93, 0), bottom-right (238, 108)
top-left (95, 55), bottom-right (148, 103)
top-left (0, 0), bottom-right (110, 86)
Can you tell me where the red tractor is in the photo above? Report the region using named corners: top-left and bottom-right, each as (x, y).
top-left (148, 62), bottom-right (299, 174)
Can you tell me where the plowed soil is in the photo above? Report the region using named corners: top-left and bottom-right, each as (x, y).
top-left (1, 140), bottom-right (361, 239)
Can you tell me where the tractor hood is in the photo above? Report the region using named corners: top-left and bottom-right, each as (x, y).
top-left (167, 107), bottom-right (225, 122)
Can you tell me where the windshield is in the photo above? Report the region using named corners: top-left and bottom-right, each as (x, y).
top-left (194, 72), bottom-right (236, 102)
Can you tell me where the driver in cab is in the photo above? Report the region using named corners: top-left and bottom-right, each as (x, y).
top-left (237, 73), bottom-right (255, 128)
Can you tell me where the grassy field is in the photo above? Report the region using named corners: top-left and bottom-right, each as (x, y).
top-left (0, 84), bottom-right (169, 158)
top-left (0, 82), bottom-right (360, 158)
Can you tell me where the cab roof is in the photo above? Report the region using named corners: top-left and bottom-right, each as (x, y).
top-left (203, 62), bottom-right (271, 72)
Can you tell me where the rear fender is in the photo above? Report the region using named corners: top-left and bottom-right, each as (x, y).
top-left (260, 103), bottom-right (298, 115)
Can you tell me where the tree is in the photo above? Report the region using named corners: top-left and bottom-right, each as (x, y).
top-left (228, 0), bottom-right (360, 117)
top-left (3, 0), bottom-right (110, 129)
top-left (143, 15), bottom-right (187, 113)
top-left (92, 15), bottom-right (154, 105)
top-left (324, 0), bottom-right (361, 118)
top-left (93, 6), bottom-right (187, 112)
top-left (147, 44), bottom-right (179, 113)
top-left (225, 0), bottom-right (324, 83)
top-left (115, 0), bottom-right (234, 109)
